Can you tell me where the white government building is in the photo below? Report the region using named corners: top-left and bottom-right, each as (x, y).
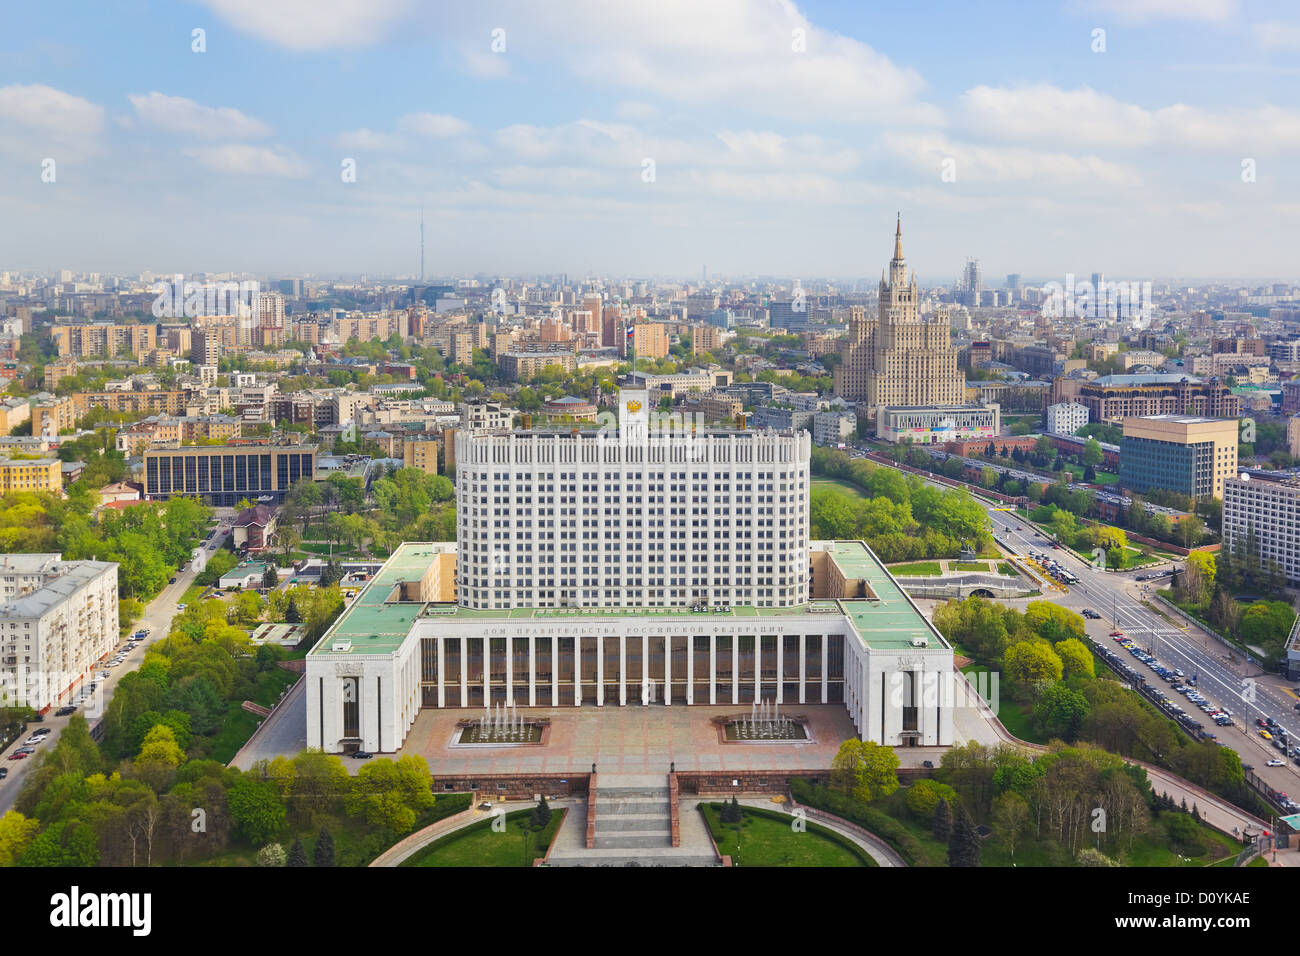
top-left (306, 389), bottom-right (955, 754)
top-left (0, 554), bottom-right (118, 711)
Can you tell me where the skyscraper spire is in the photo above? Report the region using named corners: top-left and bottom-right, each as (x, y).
top-left (893, 212), bottom-right (903, 262)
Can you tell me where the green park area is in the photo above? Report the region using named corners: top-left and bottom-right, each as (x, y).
top-left (401, 803), bottom-right (563, 867)
top-left (888, 561), bottom-right (944, 576)
top-left (700, 801), bottom-right (874, 867)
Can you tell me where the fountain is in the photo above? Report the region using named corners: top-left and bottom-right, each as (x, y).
top-left (724, 696), bottom-right (809, 742)
top-left (458, 698), bottom-right (543, 745)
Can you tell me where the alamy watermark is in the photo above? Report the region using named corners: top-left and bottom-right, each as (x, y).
top-left (152, 275), bottom-right (260, 319)
top-left (1040, 273), bottom-right (1152, 327)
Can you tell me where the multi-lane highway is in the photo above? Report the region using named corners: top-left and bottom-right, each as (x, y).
top-left (0, 514), bottom-right (234, 814)
top-left (981, 502), bottom-right (1300, 800)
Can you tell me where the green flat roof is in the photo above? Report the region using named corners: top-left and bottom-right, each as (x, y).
top-left (313, 540), bottom-right (948, 656)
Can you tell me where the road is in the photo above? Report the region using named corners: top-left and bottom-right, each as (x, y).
top-left (980, 502), bottom-right (1300, 802)
top-left (0, 513), bottom-right (234, 814)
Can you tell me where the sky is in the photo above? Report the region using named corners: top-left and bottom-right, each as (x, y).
top-left (0, 0), bottom-right (1298, 283)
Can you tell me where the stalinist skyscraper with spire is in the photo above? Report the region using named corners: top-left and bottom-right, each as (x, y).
top-left (834, 216), bottom-right (964, 416)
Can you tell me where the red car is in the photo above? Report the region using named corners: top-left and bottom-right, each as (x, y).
top-left (6, 752), bottom-right (28, 760)
top-left (1109, 631), bottom-right (1124, 638)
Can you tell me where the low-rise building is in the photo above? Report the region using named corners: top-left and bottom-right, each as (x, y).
top-left (1045, 401), bottom-right (1089, 436)
top-left (876, 404), bottom-right (1001, 445)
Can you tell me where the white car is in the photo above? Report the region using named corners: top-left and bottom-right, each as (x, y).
top-left (1267, 759), bottom-right (1285, 767)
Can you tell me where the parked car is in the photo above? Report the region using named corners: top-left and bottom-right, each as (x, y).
top-left (54, 706), bottom-right (75, 717)
top-left (351, 751), bottom-right (373, 760)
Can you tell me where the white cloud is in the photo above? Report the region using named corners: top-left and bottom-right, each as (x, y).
top-left (615, 101), bottom-right (661, 122)
top-left (1254, 20), bottom-right (1300, 51)
top-left (336, 127), bottom-right (404, 151)
top-left (397, 113), bottom-right (470, 138)
top-left (128, 92), bottom-right (270, 139)
top-left (959, 84), bottom-right (1300, 151)
top-left (880, 131), bottom-right (1137, 186)
top-left (1079, 0), bottom-right (1238, 22)
top-left (193, 0), bottom-right (414, 50)
top-left (181, 144), bottom-right (309, 177)
top-left (0, 84), bottom-right (103, 137)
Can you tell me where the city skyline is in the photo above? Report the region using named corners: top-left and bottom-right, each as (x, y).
top-left (0, 0), bottom-right (1298, 279)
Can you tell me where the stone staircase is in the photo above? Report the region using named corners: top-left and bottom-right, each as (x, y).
top-left (546, 774), bottom-right (718, 867)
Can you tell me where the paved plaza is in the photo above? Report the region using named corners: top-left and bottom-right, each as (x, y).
top-left (393, 704), bottom-right (860, 776)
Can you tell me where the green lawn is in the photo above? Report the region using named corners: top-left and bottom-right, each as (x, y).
top-left (700, 803), bottom-right (875, 867)
top-left (812, 477), bottom-right (868, 496)
top-left (401, 807), bottom-right (564, 867)
top-left (889, 561), bottom-right (944, 576)
top-left (953, 561), bottom-right (990, 572)
top-left (996, 562), bottom-right (1016, 576)
top-left (179, 583), bottom-right (206, 605)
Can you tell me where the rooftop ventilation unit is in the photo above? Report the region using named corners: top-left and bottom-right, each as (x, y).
top-left (332, 640), bottom-right (352, 653)
top-left (909, 637), bottom-right (929, 648)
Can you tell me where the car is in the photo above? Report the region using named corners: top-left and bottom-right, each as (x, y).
top-left (1261, 729), bottom-right (1273, 740)
top-left (30, 712), bottom-right (43, 722)
top-left (0, 767), bottom-right (7, 779)
top-left (169, 577), bottom-right (177, 584)
top-left (1268, 758), bottom-right (1286, 767)
top-left (6, 752), bottom-right (28, 761)
top-left (351, 750), bottom-right (373, 760)
top-left (1267, 717), bottom-right (1277, 728)
top-left (478, 801), bottom-right (494, 811)
top-left (1259, 717), bottom-right (1270, 727)
top-left (54, 706), bottom-right (75, 717)
top-left (921, 760), bottom-right (934, 769)
top-left (177, 603), bottom-right (187, 611)
top-left (100, 671), bottom-right (109, 679)
top-left (23, 737), bottom-right (43, 747)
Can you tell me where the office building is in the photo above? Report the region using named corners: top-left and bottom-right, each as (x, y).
top-left (1119, 415), bottom-right (1238, 500)
top-left (1072, 374), bottom-right (1240, 424)
top-left (304, 394), bottom-right (954, 754)
top-left (143, 442), bottom-right (317, 505)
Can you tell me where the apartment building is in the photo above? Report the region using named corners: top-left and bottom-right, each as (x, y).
top-left (0, 554), bottom-right (118, 711)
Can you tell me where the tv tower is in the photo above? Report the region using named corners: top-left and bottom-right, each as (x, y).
top-left (419, 205), bottom-right (425, 282)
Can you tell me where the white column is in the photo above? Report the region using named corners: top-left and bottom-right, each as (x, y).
top-left (504, 636), bottom-right (513, 706)
top-left (596, 635), bottom-right (604, 706)
top-left (664, 635), bottom-right (672, 707)
top-left (686, 635), bottom-right (694, 705)
top-left (574, 637), bottom-right (582, 707)
top-left (798, 633), bottom-right (806, 705)
top-left (459, 637), bottom-right (467, 708)
top-left (709, 635), bottom-right (717, 706)
top-left (775, 636), bottom-right (783, 705)
top-left (528, 636), bottom-right (536, 708)
top-left (731, 638), bottom-right (739, 705)
top-left (820, 634), bottom-right (829, 704)
top-left (754, 635), bottom-right (762, 704)
top-left (552, 636), bottom-right (560, 708)
top-left (437, 638), bottom-right (445, 709)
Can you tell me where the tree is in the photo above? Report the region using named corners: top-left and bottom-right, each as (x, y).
top-left (285, 596), bottom-right (302, 624)
top-left (905, 778), bottom-right (960, 819)
top-left (947, 805), bottom-right (981, 867)
top-left (227, 777), bottom-right (287, 844)
top-left (1054, 638), bottom-right (1096, 679)
top-left (137, 723), bottom-right (185, 767)
top-left (344, 756), bottom-right (437, 834)
top-left (1032, 683), bottom-right (1091, 742)
top-left (932, 798), bottom-right (952, 843)
top-left (1176, 514), bottom-right (1204, 550)
top-left (529, 796), bottom-right (552, 831)
top-left (262, 565), bottom-right (278, 591)
top-left (1003, 641), bottom-right (1064, 688)
top-left (1082, 438), bottom-right (1104, 468)
top-left (991, 791), bottom-right (1029, 861)
top-left (0, 810), bottom-right (39, 866)
top-left (830, 738), bottom-right (900, 802)
top-left (314, 827), bottom-right (336, 867)
top-left (257, 842), bottom-right (286, 867)
top-left (286, 837), bottom-right (309, 867)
